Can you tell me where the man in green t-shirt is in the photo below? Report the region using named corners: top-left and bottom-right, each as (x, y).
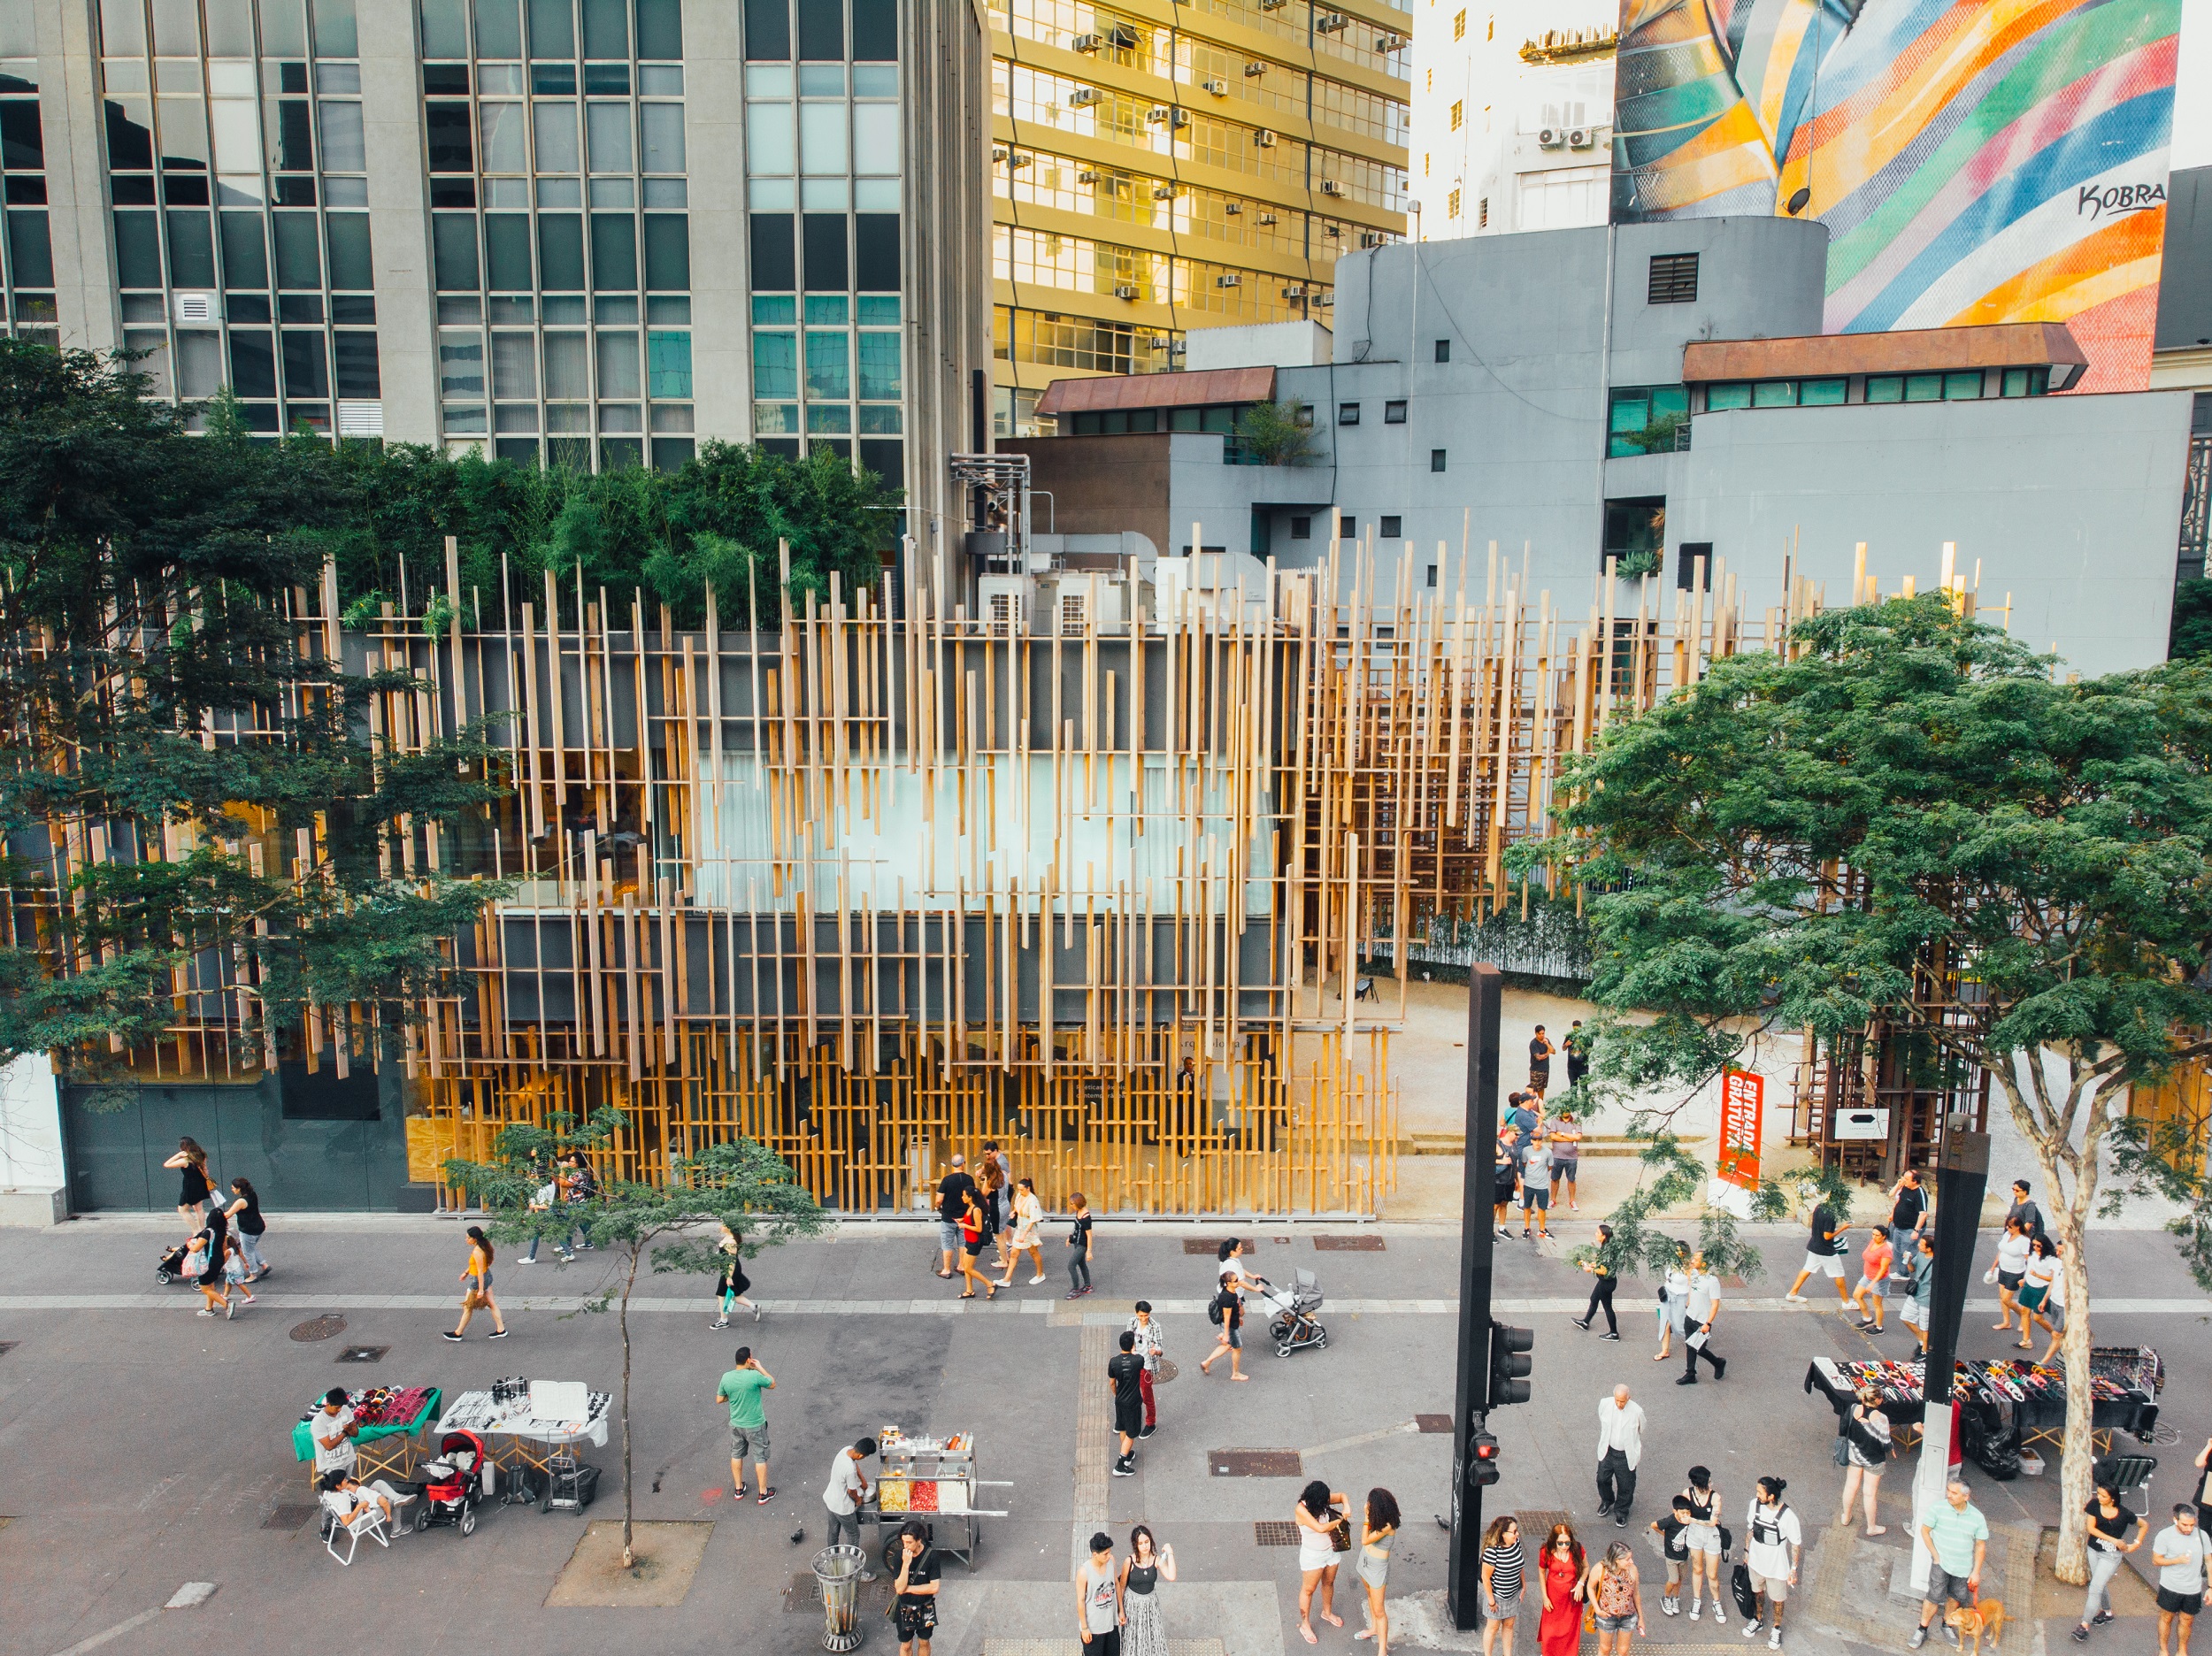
top-left (717, 1346), bottom-right (776, 1505)
top-left (1910, 1480), bottom-right (1989, 1647)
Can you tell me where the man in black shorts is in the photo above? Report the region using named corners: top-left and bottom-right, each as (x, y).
top-left (1529, 1026), bottom-right (1555, 1092)
top-left (1109, 1330), bottom-right (1146, 1475)
top-left (2153, 1505), bottom-right (2211, 1656)
top-left (893, 1521), bottom-right (941, 1656)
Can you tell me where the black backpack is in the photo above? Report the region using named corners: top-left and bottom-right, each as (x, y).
top-left (1208, 1294), bottom-right (1226, 1326)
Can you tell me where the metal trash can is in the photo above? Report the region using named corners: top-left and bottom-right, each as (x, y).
top-left (813, 1543), bottom-right (868, 1652)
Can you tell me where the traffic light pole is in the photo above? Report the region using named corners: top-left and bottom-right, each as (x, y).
top-left (1448, 965), bottom-right (1502, 1629)
top-left (1909, 1112), bottom-right (1989, 1592)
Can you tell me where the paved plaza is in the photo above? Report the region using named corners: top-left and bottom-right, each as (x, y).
top-left (1, 1215), bottom-right (2206, 1656)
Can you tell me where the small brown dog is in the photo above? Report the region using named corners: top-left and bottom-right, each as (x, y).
top-left (1945, 1597), bottom-right (2006, 1656)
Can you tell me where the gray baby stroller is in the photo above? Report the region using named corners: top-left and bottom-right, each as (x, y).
top-left (1260, 1269), bottom-right (1327, 1356)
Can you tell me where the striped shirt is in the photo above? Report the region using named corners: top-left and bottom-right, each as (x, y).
top-left (1483, 1542), bottom-right (1525, 1600)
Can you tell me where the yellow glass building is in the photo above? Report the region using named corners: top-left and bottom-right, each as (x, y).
top-left (987, 0), bottom-right (1411, 433)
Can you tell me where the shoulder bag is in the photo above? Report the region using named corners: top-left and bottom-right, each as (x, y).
top-left (1328, 1510), bottom-right (1354, 1552)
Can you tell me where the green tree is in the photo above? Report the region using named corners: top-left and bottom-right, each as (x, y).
top-left (2169, 577), bottom-right (2212, 661)
top-left (443, 1112), bottom-right (829, 1568)
top-left (1517, 595), bottom-right (2212, 1583)
top-left (1232, 399), bottom-right (1317, 466)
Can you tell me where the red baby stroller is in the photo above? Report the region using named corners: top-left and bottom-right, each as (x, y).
top-left (412, 1429), bottom-right (492, 1537)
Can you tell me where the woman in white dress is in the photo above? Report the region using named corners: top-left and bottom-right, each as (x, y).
top-left (995, 1177), bottom-right (1047, 1286)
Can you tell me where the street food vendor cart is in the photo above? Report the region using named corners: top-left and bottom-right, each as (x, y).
top-left (860, 1428), bottom-right (1010, 1570)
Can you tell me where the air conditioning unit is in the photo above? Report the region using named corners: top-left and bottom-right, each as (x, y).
top-left (1166, 339), bottom-right (1189, 354)
top-left (1537, 126), bottom-right (1563, 148)
top-left (1359, 231), bottom-right (1383, 248)
top-left (1152, 183), bottom-right (1177, 199)
top-left (1147, 105), bottom-right (1171, 123)
top-left (1376, 31), bottom-right (1407, 50)
top-left (1568, 127), bottom-right (1594, 148)
top-left (1067, 87), bottom-right (1102, 106)
top-left (1202, 77), bottom-right (1227, 95)
top-left (1317, 294), bottom-right (1334, 307)
top-left (1282, 282), bottom-right (1307, 298)
top-left (1258, 0), bottom-right (1286, 8)
top-left (1316, 12), bottom-right (1348, 32)
top-left (1244, 60), bottom-right (1265, 76)
top-left (992, 146), bottom-right (1009, 161)
top-left (1254, 128), bottom-right (1277, 147)
top-left (1114, 284), bottom-right (1139, 299)
top-left (1256, 211), bottom-right (1278, 225)
top-left (1319, 179), bottom-right (1346, 196)
top-left (1078, 168), bottom-right (1101, 183)
top-left (1216, 272), bottom-right (1240, 288)
top-left (173, 291), bottom-right (216, 322)
top-left (1223, 200), bottom-right (1242, 214)
top-left (1169, 108), bottom-right (1189, 127)
top-left (1007, 151), bottom-right (1032, 167)
top-left (1071, 31), bottom-right (1101, 51)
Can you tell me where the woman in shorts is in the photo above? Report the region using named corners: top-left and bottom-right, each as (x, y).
top-left (1987, 1215), bottom-right (2032, 1337)
top-left (1837, 1385), bottom-right (1893, 1535)
top-left (1585, 1540), bottom-right (1646, 1656)
top-left (1680, 1465), bottom-right (1724, 1622)
top-left (2017, 1235), bottom-right (2060, 1352)
top-left (955, 1189), bottom-right (999, 1300)
top-left (1852, 1228), bottom-right (1893, 1332)
top-left (1480, 1514), bottom-right (1525, 1656)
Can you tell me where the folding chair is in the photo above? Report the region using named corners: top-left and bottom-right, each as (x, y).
top-left (321, 1491), bottom-right (391, 1566)
top-left (2094, 1453), bottom-right (2157, 1513)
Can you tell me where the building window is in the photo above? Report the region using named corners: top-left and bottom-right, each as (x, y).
top-left (1291, 515), bottom-right (1311, 539)
top-left (1434, 338), bottom-right (1449, 364)
top-left (1431, 448), bottom-right (1446, 472)
top-left (1752, 380), bottom-right (1795, 408)
top-left (1426, 564), bottom-right (1439, 586)
top-left (1647, 252), bottom-right (1699, 304)
top-left (1383, 399), bottom-right (1406, 423)
top-left (1607, 385), bottom-right (1689, 456)
top-left (1339, 513), bottom-right (1355, 538)
top-left (1448, 188), bottom-right (1460, 220)
top-left (1676, 540), bottom-right (1713, 590)
top-left (1338, 401), bottom-right (1359, 425)
top-left (1707, 382), bottom-right (1751, 411)
top-left (2001, 367), bottom-right (2050, 397)
top-left (1478, 196), bottom-right (1488, 228)
top-left (1454, 9), bottom-right (1466, 39)
top-left (1602, 496), bottom-right (1665, 570)
top-left (1945, 371), bottom-right (1983, 400)
top-left (1449, 101), bottom-right (1463, 132)
top-left (1801, 377), bottom-right (1847, 406)
top-left (1379, 515), bottom-right (1402, 539)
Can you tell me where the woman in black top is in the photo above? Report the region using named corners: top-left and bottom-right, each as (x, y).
top-left (1575, 1223), bottom-right (1622, 1338)
top-left (191, 1211), bottom-right (234, 1319)
top-left (2074, 1483), bottom-right (2143, 1643)
top-left (224, 1177), bottom-right (270, 1281)
top-left (1886, 1171), bottom-right (1928, 1283)
top-left (1119, 1523), bottom-right (1178, 1656)
top-left (165, 1138), bottom-right (213, 1233)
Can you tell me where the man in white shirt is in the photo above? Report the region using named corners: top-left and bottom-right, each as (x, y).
top-left (311, 1388), bottom-right (357, 1478)
top-left (1679, 1253), bottom-right (1728, 1384)
top-left (822, 1437), bottom-right (879, 1580)
top-left (1742, 1476), bottom-right (1802, 1649)
top-left (1596, 1384), bottom-right (1647, 1529)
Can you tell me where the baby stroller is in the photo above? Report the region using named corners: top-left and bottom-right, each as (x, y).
top-left (412, 1429), bottom-right (493, 1537)
top-left (1260, 1269), bottom-right (1328, 1357)
top-left (156, 1239), bottom-right (200, 1284)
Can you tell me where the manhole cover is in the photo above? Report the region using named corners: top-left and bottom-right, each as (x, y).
top-left (1210, 1449), bottom-right (1303, 1477)
top-left (1313, 1233), bottom-right (1386, 1251)
top-left (1254, 1521), bottom-right (1301, 1546)
top-left (262, 1503), bottom-right (320, 1531)
top-left (336, 1346), bottom-right (388, 1364)
top-left (1415, 1414), bottom-right (1453, 1433)
top-left (783, 1568), bottom-right (820, 1613)
top-left (1183, 1238), bottom-right (1256, 1256)
top-left (1156, 1359), bottom-right (1179, 1383)
top-left (289, 1315), bottom-right (346, 1343)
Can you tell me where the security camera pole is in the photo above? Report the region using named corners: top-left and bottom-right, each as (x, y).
top-left (1909, 1112), bottom-right (1989, 1591)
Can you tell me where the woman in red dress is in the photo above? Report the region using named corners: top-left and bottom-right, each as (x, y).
top-left (1537, 1522), bottom-right (1587, 1656)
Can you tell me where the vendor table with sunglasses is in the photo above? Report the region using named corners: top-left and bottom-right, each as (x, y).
top-left (438, 1384), bottom-right (612, 1491)
top-left (290, 1386), bottom-right (442, 1488)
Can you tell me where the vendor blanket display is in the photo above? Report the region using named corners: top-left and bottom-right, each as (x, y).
top-left (440, 1386), bottom-right (613, 1447)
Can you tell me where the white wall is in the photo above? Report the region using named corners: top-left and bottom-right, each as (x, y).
top-left (0, 1052), bottom-right (65, 1194)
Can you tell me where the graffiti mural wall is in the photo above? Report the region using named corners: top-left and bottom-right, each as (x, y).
top-left (1610, 0), bottom-right (2183, 389)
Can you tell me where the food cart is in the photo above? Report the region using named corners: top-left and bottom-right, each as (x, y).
top-left (861, 1428), bottom-right (1010, 1571)
top-left (290, 1385), bottom-right (442, 1488)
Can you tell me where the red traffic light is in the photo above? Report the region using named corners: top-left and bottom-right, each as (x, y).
top-left (1470, 1428), bottom-right (1501, 1486)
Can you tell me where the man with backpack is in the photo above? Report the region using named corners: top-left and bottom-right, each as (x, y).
top-left (1742, 1475), bottom-right (1801, 1649)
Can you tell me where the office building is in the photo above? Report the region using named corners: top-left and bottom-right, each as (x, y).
top-left (4, 0), bottom-right (991, 540)
top-left (985, 0), bottom-right (1410, 436)
top-left (1012, 219), bottom-right (2200, 675)
top-left (1409, 0), bottom-right (1612, 239)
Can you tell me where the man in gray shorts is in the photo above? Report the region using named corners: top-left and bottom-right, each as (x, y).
top-left (718, 1346), bottom-right (777, 1504)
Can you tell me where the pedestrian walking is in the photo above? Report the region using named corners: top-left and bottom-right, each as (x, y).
top-left (556, 1149), bottom-right (600, 1260)
top-left (997, 1177), bottom-right (1047, 1285)
top-left (1678, 1252), bottom-right (1726, 1384)
top-left (1110, 1330), bottom-right (1145, 1476)
top-left (222, 1177), bottom-right (271, 1280)
top-left (1217, 1237), bottom-right (1269, 1298)
top-left (443, 1224), bottom-right (508, 1341)
top-left (823, 1438), bottom-right (879, 1576)
top-left (934, 1154), bottom-right (976, 1279)
top-left (187, 1212), bottom-right (234, 1318)
top-left (2006, 1178), bottom-right (2047, 1240)
top-left (713, 1221), bottom-right (759, 1326)
top-left (1834, 1386), bottom-right (1893, 1535)
top-left (1901, 1233), bottom-right (1935, 1354)
top-left (956, 1190), bottom-right (1000, 1300)
top-left (516, 1156), bottom-right (558, 1264)
top-left (1988, 1215), bottom-right (2032, 1336)
top-left (1910, 1479), bottom-right (1986, 1650)
top-left (717, 1345), bottom-right (776, 1504)
top-left (1595, 1384), bottom-right (1646, 1527)
top-left (1481, 1515), bottom-right (1525, 1656)
top-left (1655, 1244), bottom-right (1688, 1364)
top-left (983, 1139), bottom-right (1014, 1254)
top-left (1549, 1113), bottom-right (1583, 1212)
top-left (1127, 1302), bottom-right (1164, 1437)
top-left (895, 1521), bottom-right (941, 1656)
top-left (1783, 1199), bottom-right (1850, 1307)
top-left (1077, 1530), bottom-right (1122, 1655)
top-left (1741, 1476), bottom-right (1801, 1649)
top-left (1536, 1522), bottom-right (1587, 1656)
top-left (1201, 1270), bottom-right (1248, 1381)
top-left (165, 1138), bottom-right (214, 1233)
top-left (2039, 1250), bottom-right (2076, 1364)
top-left (1851, 1227), bottom-right (1893, 1332)
top-left (1886, 1168), bottom-right (1932, 1283)
top-left (1528, 1026), bottom-right (1555, 1092)
top-left (1574, 1223), bottom-right (1621, 1338)
top-left (1586, 1539), bottom-right (1646, 1656)
top-left (1354, 1488), bottom-right (1400, 1653)
top-left (1294, 1481), bottom-right (1349, 1643)
top-left (2071, 1480), bottom-right (2142, 1643)
top-left (2197, 1436), bottom-right (2212, 1530)
top-left (1521, 1131), bottom-right (1554, 1241)
top-left (977, 1156), bottom-right (1005, 1268)
top-left (1679, 1466), bottom-right (1724, 1622)
top-left (1065, 1191), bottom-right (1094, 1298)
top-left (1494, 1137), bottom-right (1522, 1239)
top-left (2018, 1235), bottom-right (2059, 1351)
top-left (2153, 1504), bottom-right (2210, 1656)
top-left (1564, 1020), bottom-right (1591, 1091)
top-left (1120, 1525), bottom-right (1177, 1656)
top-left (1651, 1496), bottom-right (1694, 1617)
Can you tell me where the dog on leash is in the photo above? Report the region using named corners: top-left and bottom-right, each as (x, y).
top-left (1945, 1597), bottom-right (2006, 1656)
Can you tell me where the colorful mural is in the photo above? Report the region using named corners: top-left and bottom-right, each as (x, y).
top-left (1610, 0), bottom-right (2183, 389)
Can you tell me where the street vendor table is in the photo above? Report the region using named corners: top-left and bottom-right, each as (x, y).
top-left (859, 1428), bottom-right (1010, 1571)
top-left (439, 1383), bottom-right (611, 1491)
top-left (1805, 1350), bottom-right (2160, 1456)
top-left (291, 1386), bottom-right (442, 1488)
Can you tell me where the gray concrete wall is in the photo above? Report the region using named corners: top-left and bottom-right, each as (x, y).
top-left (357, 3), bottom-right (435, 445)
top-left (686, 2), bottom-right (747, 448)
top-left (1666, 390), bottom-right (2196, 678)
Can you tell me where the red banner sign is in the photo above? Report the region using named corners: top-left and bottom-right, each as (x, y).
top-left (1718, 1068), bottom-right (1763, 1191)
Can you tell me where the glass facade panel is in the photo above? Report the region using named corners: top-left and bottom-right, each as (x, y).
top-left (856, 330), bottom-right (899, 401)
top-left (1801, 378), bottom-right (1847, 406)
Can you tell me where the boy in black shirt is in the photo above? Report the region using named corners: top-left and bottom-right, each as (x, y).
top-left (893, 1521), bottom-right (940, 1656)
top-left (1109, 1330), bottom-right (1146, 1474)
